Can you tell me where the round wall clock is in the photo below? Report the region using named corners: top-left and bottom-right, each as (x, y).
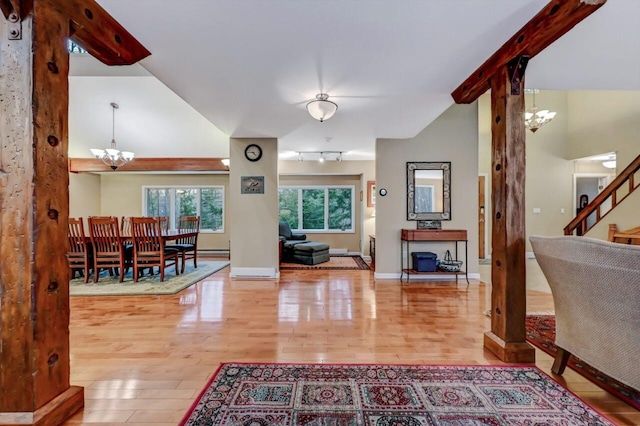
top-left (244, 144), bottom-right (263, 162)
top-left (379, 188), bottom-right (387, 196)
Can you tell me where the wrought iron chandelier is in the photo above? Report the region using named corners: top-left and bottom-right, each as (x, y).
top-left (90, 103), bottom-right (134, 170)
top-left (524, 91), bottom-right (556, 133)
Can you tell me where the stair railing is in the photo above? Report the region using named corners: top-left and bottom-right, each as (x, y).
top-left (564, 154), bottom-right (640, 236)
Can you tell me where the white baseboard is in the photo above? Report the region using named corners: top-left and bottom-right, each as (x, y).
top-left (229, 267), bottom-right (278, 279)
top-left (374, 272), bottom-right (401, 279)
top-left (330, 248), bottom-right (348, 255)
top-left (483, 254), bottom-right (536, 260)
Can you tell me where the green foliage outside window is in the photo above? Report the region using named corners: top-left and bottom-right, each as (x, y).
top-left (146, 188), bottom-right (171, 218)
top-left (145, 187), bottom-right (223, 231)
top-left (328, 188), bottom-right (352, 230)
top-left (200, 188), bottom-right (223, 231)
top-left (278, 188), bottom-right (299, 229)
top-left (278, 186), bottom-right (353, 232)
top-left (302, 189), bottom-right (325, 230)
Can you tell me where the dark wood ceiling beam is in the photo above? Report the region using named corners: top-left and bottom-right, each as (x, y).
top-left (69, 157), bottom-right (230, 173)
top-left (0, 0), bottom-right (19, 18)
top-left (452, 0), bottom-right (606, 104)
top-left (43, 0), bottom-right (151, 65)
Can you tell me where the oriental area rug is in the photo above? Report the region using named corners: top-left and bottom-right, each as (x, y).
top-left (180, 362), bottom-right (613, 425)
top-left (280, 255), bottom-right (371, 270)
top-left (70, 260), bottom-right (229, 296)
top-left (526, 314), bottom-right (640, 411)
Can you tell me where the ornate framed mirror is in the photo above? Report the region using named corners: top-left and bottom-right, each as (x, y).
top-left (407, 161), bottom-right (451, 220)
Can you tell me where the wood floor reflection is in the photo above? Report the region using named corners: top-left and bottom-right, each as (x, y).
top-left (65, 263), bottom-right (639, 425)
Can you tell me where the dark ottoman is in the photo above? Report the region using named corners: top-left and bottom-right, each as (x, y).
top-left (292, 241), bottom-right (330, 265)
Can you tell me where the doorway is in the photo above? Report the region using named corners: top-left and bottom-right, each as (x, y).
top-left (573, 173), bottom-right (614, 232)
top-left (478, 174), bottom-right (488, 259)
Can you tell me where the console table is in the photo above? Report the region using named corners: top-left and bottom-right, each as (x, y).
top-left (369, 235), bottom-right (375, 263)
top-left (400, 229), bottom-right (468, 284)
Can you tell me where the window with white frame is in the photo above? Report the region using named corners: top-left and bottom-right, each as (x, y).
top-left (279, 186), bottom-right (354, 232)
top-left (143, 186), bottom-right (224, 232)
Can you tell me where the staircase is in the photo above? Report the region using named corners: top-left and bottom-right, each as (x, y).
top-left (564, 154), bottom-right (640, 236)
top-left (608, 224), bottom-right (640, 245)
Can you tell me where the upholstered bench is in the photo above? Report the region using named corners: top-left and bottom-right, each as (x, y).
top-left (292, 241), bottom-right (330, 265)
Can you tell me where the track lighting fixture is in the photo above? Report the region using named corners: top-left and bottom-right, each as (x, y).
top-left (295, 151), bottom-right (345, 163)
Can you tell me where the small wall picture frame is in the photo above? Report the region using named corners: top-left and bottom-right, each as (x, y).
top-left (417, 220), bottom-right (441, 230)
top-left (367, 180), bottom-right (376, 207)
top-left (241, 176), bottom-right (264, 194)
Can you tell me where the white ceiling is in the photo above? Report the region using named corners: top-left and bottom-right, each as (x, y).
top-left (73, 0), bottom-right (639, 160)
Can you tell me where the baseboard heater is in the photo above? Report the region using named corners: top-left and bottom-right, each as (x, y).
top-left (329, 248), bottom-right (348, 255)
top-left (200, 249), bottom-right (230, 257)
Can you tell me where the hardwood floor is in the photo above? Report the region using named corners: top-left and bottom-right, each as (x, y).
top-left (64, 261), bottom-right (639, 425)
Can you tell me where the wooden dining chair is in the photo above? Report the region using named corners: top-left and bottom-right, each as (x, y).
top-left (68, 217), bottom-right (92, 283)
top-left (157, 216), bottom-right (169, 233)
top-left (166, 216), bottom-right (200, 273)
top-left (131, 217), bottom-right (180, 282)
top-left (88, 216), bottom-right (129, 283)
top-left (121, 216), bottom-right (132, 236)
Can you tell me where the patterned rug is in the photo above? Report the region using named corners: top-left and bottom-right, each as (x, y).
top-left (280, 255), bottom-right (370, 270)
top-left (526, 315), bottom-right (640, 411)
top-left (70, 260), bottom-right (229, 296)
top-left (180, 362), bottom-right (613, 425)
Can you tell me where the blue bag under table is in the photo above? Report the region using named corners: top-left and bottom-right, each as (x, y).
top-left (411, 252), bottom-right (438, 272)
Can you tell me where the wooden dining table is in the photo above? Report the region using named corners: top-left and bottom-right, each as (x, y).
top-left (85, 229), bottom-right (199, 245)
top-left (83, 229), bottom-right (200, 280)
top-left (123, 229), bottom-right (199, 242)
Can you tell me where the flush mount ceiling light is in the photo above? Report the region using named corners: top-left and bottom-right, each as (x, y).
top-left (90, 102), bottom-right (134, 170)
top-left (524, 91), bottom-right (556, 133)
top-left (602, 156), bottom-right (616, 169)
top-left (306, 93), bottom-right (338, 122)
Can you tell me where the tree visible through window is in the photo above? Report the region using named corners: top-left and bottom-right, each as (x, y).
top-left (145, 186), bottom-right (224, 232)
top-left (302, 189), bottom-right (325, 230)
top-left (279, 186), bottom-right (354, 232)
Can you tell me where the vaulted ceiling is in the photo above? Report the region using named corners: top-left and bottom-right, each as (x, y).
top-left (70, 0), bottom-right (639, 160)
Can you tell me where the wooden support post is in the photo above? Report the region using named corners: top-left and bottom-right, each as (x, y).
top-left (0, 3), bottom-right (83, 424)
top-left (483, 62), bottom-right (535, 363)
top-left (0, 1), bottom-right (148, 424)
top-left (450, 0), bottom-right (605, 363)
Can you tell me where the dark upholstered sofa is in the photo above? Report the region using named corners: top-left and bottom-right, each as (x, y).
top-left (278, 222), bottom-right (331, 265)
top-left (278, 222), bottom-right (308, 260)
